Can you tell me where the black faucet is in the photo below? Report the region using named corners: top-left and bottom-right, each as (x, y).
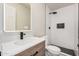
top-left (0, 51), bottom-right (1, 56)
top-left (20, 32), bottom-right (26, 40)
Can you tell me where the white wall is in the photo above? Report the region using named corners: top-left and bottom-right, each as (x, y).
top-left (47, 4), bottom-right (78, 51)
top-left (74, 4), bottom-right (78, 55)
top-left (78, 3), bottom-right (79, 44)
top-left (31, 3), bottom-right (46, 37)
top-left (0, 3), bottom-right (3, 51)
top-left (0, 4), bottom-right (3, 32)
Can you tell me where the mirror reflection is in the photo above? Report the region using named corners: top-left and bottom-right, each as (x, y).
top-left (4, 3), bottom-right (31, 32)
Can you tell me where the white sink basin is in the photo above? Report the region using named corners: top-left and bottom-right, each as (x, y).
top-left (14, 37), bottom-right (35, 45)
top-left (15, 40), bottom-right (27, 45)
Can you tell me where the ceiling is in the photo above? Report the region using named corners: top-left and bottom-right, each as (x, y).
top-left (46, 3), bottom-right (74, 10)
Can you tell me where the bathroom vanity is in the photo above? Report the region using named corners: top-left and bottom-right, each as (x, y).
top-left (15, 41), bottom-right (45, 56)
top-left (2, 36), bottom-right (45, 56)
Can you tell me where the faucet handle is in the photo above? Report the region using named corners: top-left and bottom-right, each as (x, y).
top-left (20, 32), bottom-right (26, 35)
top-left (20, 32), bottom-right (26, 39)
top-left (23, 33), bottom-right (26, 35)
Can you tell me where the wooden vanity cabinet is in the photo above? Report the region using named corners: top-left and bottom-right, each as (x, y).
top-left (15, 41), bottom-right (45, 56)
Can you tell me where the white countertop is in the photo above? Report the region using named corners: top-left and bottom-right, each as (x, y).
top-left (2, 36), bottom-right (45, 56)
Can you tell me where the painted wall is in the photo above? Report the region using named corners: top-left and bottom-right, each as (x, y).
top-left (78, 4), bottom-right (79, 44)
top-left (48, 4), bottom-right (78, 51)
top-left (0, 4), bottom-right (3, 32)
top-left (0, 3), bottom-right (3, 51)
top-left (31, 3), bottom-right (46, 37)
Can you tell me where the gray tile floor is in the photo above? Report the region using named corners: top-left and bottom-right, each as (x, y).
top-left (59, 47), bottom-right (75, 56)
top-left (50, 44), bottom-right (75, 56)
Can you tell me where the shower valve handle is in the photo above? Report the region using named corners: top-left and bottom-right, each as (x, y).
top-left (48, 27), bottom-right (51, 29)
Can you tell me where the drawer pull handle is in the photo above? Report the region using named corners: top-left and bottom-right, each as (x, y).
top-left (31, 51), bottom-right (38, 56)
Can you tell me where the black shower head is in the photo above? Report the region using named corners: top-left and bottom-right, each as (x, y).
top-left (49, 12), bottom-right (57, 15)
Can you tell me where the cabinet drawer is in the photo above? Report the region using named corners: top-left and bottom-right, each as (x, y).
top-left (15, 41), bottom-right (45, 56)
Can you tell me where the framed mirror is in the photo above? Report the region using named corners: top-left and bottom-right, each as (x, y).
top-left (4, 3), bottom-right (32, 32)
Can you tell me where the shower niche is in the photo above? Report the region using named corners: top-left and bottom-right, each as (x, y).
top-left (57, 23), bottom-right (65, 29)
top-left (4, 3), bottom-right (32, 32)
